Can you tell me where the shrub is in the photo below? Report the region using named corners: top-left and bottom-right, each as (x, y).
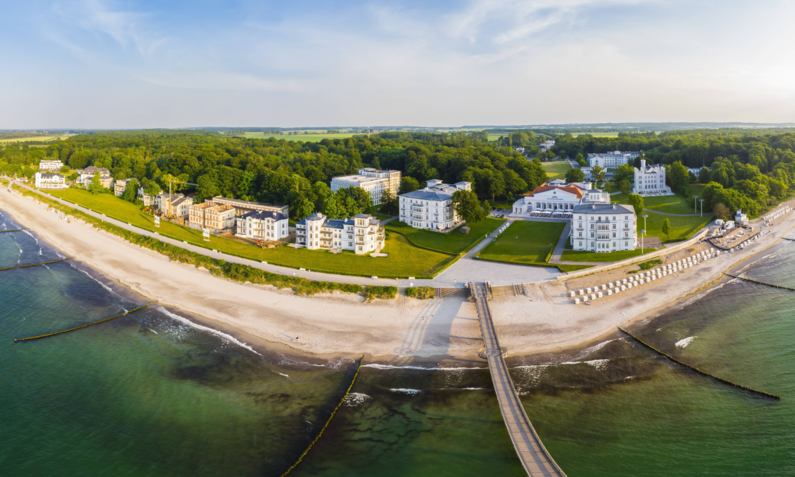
top-left (639, 259), bottom-right (663, 271)
top-left (405, 286), bottom-right (435, 299)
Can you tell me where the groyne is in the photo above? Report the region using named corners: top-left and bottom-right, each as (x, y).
top-left (14, 302), bottom-right (154, 342)
top-left (280, 356), bottom-right (364, 477)
top-left (725, 273), bottom-right (795, 293)
top-left (618, 327), bottom-right (780, 400)
top-left (0, 228), bottom-right (27, 234)
top-left (0, 258), bottom-right (71, 272)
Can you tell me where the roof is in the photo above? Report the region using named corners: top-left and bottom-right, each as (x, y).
top-left (572, 203), bottom-right (634, 215)
top-left (524, 182), bottom-right (584, 199)
top-left (38, 173), bottom-right (63, 179)
top-left (171, 197), bottom-right (193, 207)
top-left (212, 196), bottom-right (287, 210)
top-left (241, 210), bottom-right (288, 222)
top-left (331, 174), bottom-right (382, 185)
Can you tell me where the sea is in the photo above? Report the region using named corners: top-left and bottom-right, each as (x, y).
top-left (1, 208), bottom-right (793, 476)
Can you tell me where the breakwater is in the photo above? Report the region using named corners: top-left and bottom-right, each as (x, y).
top-left (0, 257), bottom-right (71, 272)
top-left (618, 327), bottom-right (780, 400)
top-left (0, 228), bottom-right (26, 234)
top-left (725, 273), bottom-right (795, 293)
top-left (280, 356), bottom-right (365, 477)
top-left (14, 302), bottom-right (154, 342)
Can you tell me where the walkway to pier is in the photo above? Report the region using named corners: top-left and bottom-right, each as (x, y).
top-left (470, 282), bottom-right (566, 477)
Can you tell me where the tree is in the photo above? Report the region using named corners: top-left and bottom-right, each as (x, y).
top-left (612, 164), bottom-right (634, 184)
top-left (337, 186), bottom-right (371, 212)
top-left (322, 193), bottom-right (343, 219)
top-left (121, 179), bottom-right (140, 203)
top-left (292, 195), bottom-right (315, 221)
top-left (592, 165), bottom-right (605, 185)
top-left (565, 168), bottom-right (585, 183)
top-left (452, 190), bottom-right (487, 224)
top-left (714, 203), bottom-right (731, 220)
top-left (575, 153), bottom-right (585, 167)
top-left (143, 179), bottom-right (161, 197)
top-left (88, 172), bottom-right (104, 195)
top-left (669, 161), bottom-right (689, 193)
top-left (399, 177), bottom-right (420, 194)
top-left (619, 179), bottom-right (632, 196)
top-left (628, 193), bottom-right (644, 216)
top-left (698, 167), bottom-right (710, 184)
top-left (380, 190), bottom-right (399, 216)
top-left (196, 173), bottom-right (219, 202)
top-left (662, 218), bottom-right (671, 240)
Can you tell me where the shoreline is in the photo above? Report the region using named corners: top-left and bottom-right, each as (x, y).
top-left (2, 184), bottom-right (794, 367)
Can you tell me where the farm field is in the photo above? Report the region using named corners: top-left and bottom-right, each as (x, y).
top-left (0, 134), bottom-right (75, 143)
top-left (477, 221), bottom-right (564, 266)
top-left (386, 218), bottom-right (504, 255)
top-left (241, 132), bottom-right (355, 142)
top-left (541, 161), bottom-right (572, 180)
top-left (47, 188), bottom-right (453, 278)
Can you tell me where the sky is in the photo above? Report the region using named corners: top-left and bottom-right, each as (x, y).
top-left (2, 0), bottom-right (795, 129)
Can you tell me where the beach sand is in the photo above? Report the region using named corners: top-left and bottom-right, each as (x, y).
top-left (3, 185), bottom-right (795, 364)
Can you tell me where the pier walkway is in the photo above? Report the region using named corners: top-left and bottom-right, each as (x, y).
top-left (470, 282), bottom-right (566, 477)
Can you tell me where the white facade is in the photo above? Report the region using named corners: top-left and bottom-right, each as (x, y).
top-left (236, 210), bottom-right (290, 241)
top-left (512, 181), bottom-right (610, 216)
top-left (539, 140), bottom-right (555, 152)
top-left (330, 168), bottom-right (401, 205)
top-left (39, 160), bottom-right (64, 171)
top-left (34, 172), bottom-right (66, 190)
top-left (735, 209), bottom-right (749, 226)
top-left (571, 203), bottom-right (637, 252)
top-left (632, 159), bottom-right (672, 196)
top-left (398, 179), bottom-right (471, 230)
top-left (296, 213), bottom-right (385, 255)
top-left (587, 151), bottom-right (641, 169)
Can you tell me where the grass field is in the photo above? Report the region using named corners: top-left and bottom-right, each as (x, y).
top-left (386, 218), bottom-right (504, 255)
top-left (48, 188), bottom-right (453, 278)
top-left (610, 191), bottom-right (699, 215)
top-left (241, 132), bottom-right (355, 142)
top-left (561, 248), bottom-right (649, 262)
top-left (640, 212), bottom-right (712, 242)
top-left (487, 135), bottom-right (504, 142)
top-left (570, 132), bottom-right (620, 137)
top-left (541, 161), bottom-right (572, 180)
top-left (477, 221), bottom-right (565, 265)
top-left (0, 134), bottom-right (75, 143)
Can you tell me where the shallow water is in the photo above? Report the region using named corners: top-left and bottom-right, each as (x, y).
top-left (2, 206), bottom-right (794, 476)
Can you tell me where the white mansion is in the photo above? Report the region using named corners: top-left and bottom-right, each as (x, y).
top-left (34, 172), bottom-right (66, 190)
top-left (571, 203), bottom-right (637, 253)
top-left (511, 180), bottom-right (610, 216)
top-left (236, 210), bottom-right (290, 242)
top-left (587, 151), bottom-right (641, 169)
top-left (296, 213), bottom-right (385, 254)
top-left (330, 168), bottom-right (401, 205)
top-left (399, 179), bottom-right (471, 230)
top-left (38, 160), bottom-right (64, 171)
top-left (633, 159), bottom-right (672, 196)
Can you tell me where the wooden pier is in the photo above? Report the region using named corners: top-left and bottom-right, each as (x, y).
top-left (470, 282), bottom-right (566, 477)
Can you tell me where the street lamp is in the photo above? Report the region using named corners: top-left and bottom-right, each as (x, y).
top-left (699, 199), bottom-right (704, 217)
top-left (642, 214), bottom-right (648, 253)
top-left (693, 195), bottom-right (698, 214)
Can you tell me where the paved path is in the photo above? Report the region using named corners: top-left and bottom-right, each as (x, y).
top-left (471, 283), bottom-right (566, 477)
top-left (643, 208), bottom-right (713, 217)
top-left (547, 222), bottom-right (571, 264)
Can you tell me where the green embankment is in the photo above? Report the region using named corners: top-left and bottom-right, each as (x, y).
top-left (561, 248), bottom-right (649, 263)
top-left (385, 218), bottom-right (504, 255)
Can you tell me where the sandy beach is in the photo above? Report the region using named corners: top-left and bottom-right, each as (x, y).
top-left (3, 185), bottom-right (795, 365)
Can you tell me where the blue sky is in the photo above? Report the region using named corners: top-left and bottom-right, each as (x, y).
top-left (2, 0), bottom-right (795, 128)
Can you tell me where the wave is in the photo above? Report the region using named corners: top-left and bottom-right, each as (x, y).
top-left (345, 392), bottom-right (371, 406)
top-left (155, 305), bottom-right (263, 357)
top-left (274, 371), bottom-right (289, 378)
top-left (389, 388), bottom-right (421, 395)
top-left (73, 265), bottom-right (126, 299)
top-left (675, 336), bottom-right (696, 348)
top-left (22, 230), bottom-right (42, 256)
top-left (363, 363), bottom-right (486, 371)
top-left (275, 353), bottom-right (340, 369)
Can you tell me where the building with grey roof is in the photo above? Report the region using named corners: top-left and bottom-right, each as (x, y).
top-left (296, 213), bottom-right (384, 254)
top-left (34, 172), bottom-right (66, 190)
top-left (398, 179), bottom-right (472, 230)
top-left (570, 203), bottom-right (637, 252)
top-left (236, 210), bottom-right (290, 242)
top-left (330, 168), bottom-right (401, 205)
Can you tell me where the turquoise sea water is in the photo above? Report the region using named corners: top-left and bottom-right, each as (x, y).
top-left (2, 207), bottom-right (794, 476)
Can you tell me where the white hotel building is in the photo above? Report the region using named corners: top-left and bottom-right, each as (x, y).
top-left (571, 203), bottom-right (637, 253)
top-left (399, 180), bottom-right (471, 230)
top-left (296, 213), bottom-right (385, 254)
top-left (511, 180), bottom-right (610, 216)
top-left (38, 160), bottom-right (64, 171)
top-left (34, 172), bottom-right (66, 190)
top-left (587, 151), bottom-right (641, 169)
top-left (236, 210), bottom-right (290, 242)
top-left (330, 168), bottom-right (401, 205)
top-left (633, 159), bottom-right (672, 196)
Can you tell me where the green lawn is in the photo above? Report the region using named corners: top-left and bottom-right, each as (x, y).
top-left (242, 132), bottom-right (355, 142)
top-left (48, 189), bottom-right (452, 278)
top-left (386, 218), bottom-right (504, 254)
top-left (610, 192), bottom-right (700, 215)
top-left (640, 212), bottom-right (712, 243)
top-left (561, 248), bottom-right (649, 262)
top-left (541, 162), bottom-right (572, 180)
top-left (477, 221), bottom-right (565, 265)
top-left (558, 264), bottom-right (595, 272)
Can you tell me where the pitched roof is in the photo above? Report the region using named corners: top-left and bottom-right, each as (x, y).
top-left (572, 203), bottom-right (634, 214)
top-left (241, 210), bottom-right (288, 221)
top-left (524, 182), bottom-right (584, 199)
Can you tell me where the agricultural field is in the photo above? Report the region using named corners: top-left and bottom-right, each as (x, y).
top-left (541, 161), bottom-right (572, 180)
top-left (385, 218), bottom-right (504, 255)
top-left (477, 221), bottom-right (565, 266)
top-left (241, 132), bottom-right (355, 142)
top-left (47, 188), bottom-right (453, 278)
top-left (0, 134), bottom-right (75, 143)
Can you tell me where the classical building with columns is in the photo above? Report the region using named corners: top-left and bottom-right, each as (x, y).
top-left (571, 203), bottom-right (637, 252)
top-left (511, 180), bottom-right (610, 217)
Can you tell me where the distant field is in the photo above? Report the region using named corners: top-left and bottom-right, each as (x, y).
top-left (542, 161), bottom-right (572, 179)
top-left (570, 132), bottom-right (620, 138)
top-left (241, 132), bottom-right (355, 142)
top-left (0, 134), bottom-right (75, 144)
top-left (487, 134), bottom-right (504, 142)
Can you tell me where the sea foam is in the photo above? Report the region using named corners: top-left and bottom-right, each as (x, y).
top-left (675, 336), bottom-right (696, 348)
top-left (156, 305), bottom-right (262, 357)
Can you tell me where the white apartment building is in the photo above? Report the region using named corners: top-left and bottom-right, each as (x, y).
top-left (571, 203), bottom-right (637, 252)
top-left (114, 178), bottom-right (133, 197)
top-left (76, 166), bottom-right (113, 189)
top-left (511, 180), bottom-right (609, 216)
top-left (296, 213), bottom-right (385, 255)
top-left (34, 172), bottom-right (66, 190)
top-left (539, 139), bottom-right (555, 152)
top-left (398, 179), bottom-right (471, 230)
top-left (633, 159), bottom-right (672, 196)
top-left (330, 168), bottom-right (401, 205)
top-left (587, 151), bottom-right (641, 169)
top-left (236, 211), bottom-right (290, 242)
top-left (39, 160), bottom-right (64, 171)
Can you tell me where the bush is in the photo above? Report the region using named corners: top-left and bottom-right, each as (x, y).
top-left (639, 259), bottom-right (663, 270)
top-left (405, 286), bottom-right (435, 299)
